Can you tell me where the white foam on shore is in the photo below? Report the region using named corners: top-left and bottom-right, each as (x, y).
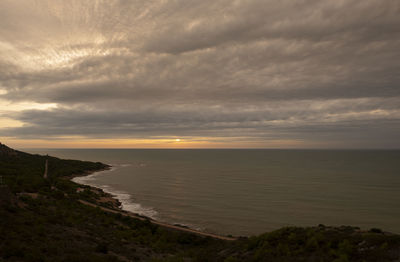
top-left (119, 195), bottom-right (158, 218)
top-left (100, 186), bottom-right (158, 219)
top-left (72, 166), bottom-right (117, 184)
top-left (72, 164), bottom-right (158, 219)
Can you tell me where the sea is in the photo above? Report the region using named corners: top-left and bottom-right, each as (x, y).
top-left (25, 149), bottom-right (400, 236)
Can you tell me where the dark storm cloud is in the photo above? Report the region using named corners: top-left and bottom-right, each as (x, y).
top-left (0, 0), bottom-right (400, 147)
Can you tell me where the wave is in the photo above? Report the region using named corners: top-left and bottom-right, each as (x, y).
top-left (72, 164), bottom-right (158, 219)
top-left (102, 186), bottom-right (158, 219)
top-left (72, 166), bottom-right (117, 184)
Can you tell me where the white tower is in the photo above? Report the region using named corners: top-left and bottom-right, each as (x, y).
top-left (43, 158), bottom-right (48, 179)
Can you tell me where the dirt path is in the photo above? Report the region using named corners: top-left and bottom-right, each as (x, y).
top-left (78, 200), bottom-right (237, 241)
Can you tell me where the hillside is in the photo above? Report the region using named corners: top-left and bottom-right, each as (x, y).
top-left (0, 143), bottom-right (399, 262)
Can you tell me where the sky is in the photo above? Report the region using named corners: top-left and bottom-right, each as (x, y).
top-left (0, 0), bottom-right (399, 149)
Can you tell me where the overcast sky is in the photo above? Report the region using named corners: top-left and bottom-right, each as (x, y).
top-left (0, 0), bottom-right (399, 148)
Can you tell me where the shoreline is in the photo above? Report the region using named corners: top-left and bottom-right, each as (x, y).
top-left (68, 165), bottom-right (123, 210)
top-left (70, 165), bottom-right (239, 241)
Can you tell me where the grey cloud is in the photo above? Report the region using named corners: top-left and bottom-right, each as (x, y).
top-left (142, 0), bottom-right (400, 54)
top-left (0, 0), bottom-right (400, 148)
top-left (2, 98), bottom-right (399, 144)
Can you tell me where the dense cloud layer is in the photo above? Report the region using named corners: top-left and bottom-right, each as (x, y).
top-left (0, 0), bottom-right (399, 148)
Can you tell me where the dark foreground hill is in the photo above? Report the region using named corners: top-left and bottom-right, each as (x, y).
top-left (0, 143), bottom-right (399, 262)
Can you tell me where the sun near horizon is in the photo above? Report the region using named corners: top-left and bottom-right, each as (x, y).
top-left (0, 0), bottom-right (399, 150)
top-left (2, 137), bottom-right (310, 150)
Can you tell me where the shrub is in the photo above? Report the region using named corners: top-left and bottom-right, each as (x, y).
top-left (369, 228), bottom-right (383, 234)
top-left (95, 243), bottom-right (109, 254)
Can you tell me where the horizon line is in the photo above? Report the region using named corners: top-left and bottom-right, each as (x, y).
top-left (19, 147), bottom-right (400, 150)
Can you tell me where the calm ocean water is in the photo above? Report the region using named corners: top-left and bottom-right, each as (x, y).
top-left (26, 149), bottom-right (400, 236)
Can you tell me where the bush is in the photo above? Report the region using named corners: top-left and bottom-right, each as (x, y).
top-left (95, 243), bottom-right (109, 254)
top-left (369, 228), bottom-right (383, 233)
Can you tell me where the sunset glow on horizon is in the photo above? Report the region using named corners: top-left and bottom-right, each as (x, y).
top-left (0, 1), bottom-right (399, 149)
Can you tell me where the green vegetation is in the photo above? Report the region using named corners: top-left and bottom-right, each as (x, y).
top-left (0, 143), bottom-right (107, 194)
top-left (1, 143), bottom-right (399, 261)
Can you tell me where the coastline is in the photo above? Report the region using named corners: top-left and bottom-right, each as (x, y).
top-left (68, 165), bottom-right (122, 210)
top-left (65, 164), bottom-right (112, 181)
top-left (69, 165), bottom-right (238, 241)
